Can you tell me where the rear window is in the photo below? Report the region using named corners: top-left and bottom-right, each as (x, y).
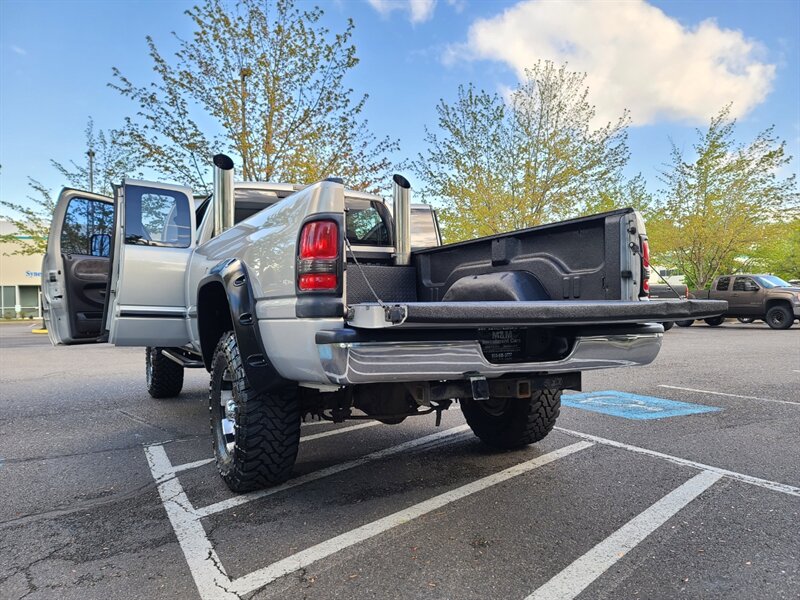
top-left (124, 185), bottom-right (192, 248)
top-left (345, 199), bottom-right (391, 246)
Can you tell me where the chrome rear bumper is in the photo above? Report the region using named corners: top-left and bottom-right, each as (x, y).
top-left (318, 332), bottom-right (663, 385)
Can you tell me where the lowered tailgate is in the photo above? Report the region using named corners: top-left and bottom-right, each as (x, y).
top-left (346, 299), bottom-right (726, 329)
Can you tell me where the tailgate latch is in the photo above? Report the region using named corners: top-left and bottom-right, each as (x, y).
top-left (384, 304), bottom-right (407, 325)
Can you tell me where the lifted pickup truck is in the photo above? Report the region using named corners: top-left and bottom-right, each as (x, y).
top-left (680, 274), bottom-right (800, 330)
top-left (42, 154), bottom-right (724, 491)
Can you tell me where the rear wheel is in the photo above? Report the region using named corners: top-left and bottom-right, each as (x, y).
top-left (765, 305), bottom-right (793, 330)
top-left (209, 331), bottom-right (300, 492)
top-left (675, 320), bottom-right (694, 327)
top-left (145, 347), bottom-right (184, 399)
top-left (704, 316), bottom-right (725, 327)
top-left (460, 389), bottom-right (561, 450)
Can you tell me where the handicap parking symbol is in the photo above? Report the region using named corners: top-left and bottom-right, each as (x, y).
top-left (562, 390), bottom-right (721, 420)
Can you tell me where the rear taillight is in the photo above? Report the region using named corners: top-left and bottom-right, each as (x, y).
top-left (298, 220), bottom-right (339, 291)
top-left (641, 237), bottom-right (650, 269)
top-left (640, 236), bottom-right (650, 297)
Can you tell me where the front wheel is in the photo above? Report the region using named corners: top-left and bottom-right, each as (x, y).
top-left (146, 347), bottom-right (184, 399)
top-left (460, 389), bottom-right (561, 450)
top-left (765, 305), bottom-right (793, 330)
top-left (675, 320), bottom-right (694, 327)
top-left (704, 316), bottom-right (725, 327)
top-left (209, 331), bottom-right (301, 492)
top-left (662, 321), bottom-right (675, 331)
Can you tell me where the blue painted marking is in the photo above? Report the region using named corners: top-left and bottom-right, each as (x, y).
top-left (562, 390), bottom-right (721, 420)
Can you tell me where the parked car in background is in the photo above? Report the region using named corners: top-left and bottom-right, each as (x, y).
top-left (678, 274), bottom-right (800, 330)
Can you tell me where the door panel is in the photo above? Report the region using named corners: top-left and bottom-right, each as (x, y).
top-left (62, 255), bottom-right (109, 337)
top-left (42, 189), bottom-right (114, 345)
top-left (107, 180), bottom-right (195, 347)
top-left (731, 277), bottom-right (761, 315)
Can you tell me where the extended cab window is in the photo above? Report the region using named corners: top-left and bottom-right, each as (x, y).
top-left (125, 185), bottom-right (192, 248)
top-left (733, 277), bottom-right (756, 291)
top-left (345, 199), bottom-right (391, 246)
top-left (715, 277), bottom-right (731, 291)
top-left (61, 197), bottom-right (114, 257)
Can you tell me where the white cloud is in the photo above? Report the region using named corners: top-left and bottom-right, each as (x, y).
top-left (446, 0), bottom-right (466, 13)
top-left (11, 45), bottom-right (27, 56)
top-left (444, 0), bottom-right (775, 125)
top-left (367, 0), bottom-right (437, 24)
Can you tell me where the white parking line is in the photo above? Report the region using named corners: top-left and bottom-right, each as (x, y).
top-left (145, 444), bottom-right (236, 599)
top-left (299, 421), bottom-right (378, 441)
top-left (168, 458), bottom-right (214, 475)
top-left (149, 421), bottom-right (799, 600)
top-left (156, 423), bottom-right (381, 477)
top-left (555, 427), bottom-right (800, 497)
top-left (194, 425), bottom-right (471, 518)
top-left (525, 470), bottom-right (722, 600)
top-left (146, 425), bottom-right (472, 600)
top-left (229, 441), bottom-right (593, 595)
top-left (658, 384), bottom-right (799, 406)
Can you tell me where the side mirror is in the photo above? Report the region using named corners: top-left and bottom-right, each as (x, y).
top-left (744, 282), bottom-right (759, 292)
top-left (90, 233), bottom-right (111, 257)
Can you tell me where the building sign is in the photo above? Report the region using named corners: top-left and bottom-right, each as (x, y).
top-left (26, 271), bottom-right (42, 278)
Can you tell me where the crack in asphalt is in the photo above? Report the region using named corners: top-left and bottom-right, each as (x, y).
top-left (116, 408), bottom-right (185, 436)
top-left (0, 433), bottom-right (204, 466)
top-left (0, 466), bottom-right (197, 528)
top-left (207, 549), bottom-right (243, 599)
top-left (0, 541), bottom-right (72, 599)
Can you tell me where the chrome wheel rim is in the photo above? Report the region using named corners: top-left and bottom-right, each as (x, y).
top-left (146, 350), bottom-right (153, 387)
top-left (217, 368), bottom-right (236, 458)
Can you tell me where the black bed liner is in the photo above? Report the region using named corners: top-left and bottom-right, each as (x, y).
top-left (349, 299), bottom-right (726, 328)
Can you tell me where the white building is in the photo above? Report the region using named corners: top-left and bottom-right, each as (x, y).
top-left (0, 221), bottom-right (44, 318)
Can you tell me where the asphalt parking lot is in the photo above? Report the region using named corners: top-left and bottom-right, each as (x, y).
top-left (0, 320), bottom-right (798, 600)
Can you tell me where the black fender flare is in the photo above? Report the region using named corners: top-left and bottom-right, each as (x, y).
top-left (198, 258), bottom-right (289, 393)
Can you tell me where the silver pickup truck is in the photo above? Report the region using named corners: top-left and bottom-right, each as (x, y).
top-left (42, 154), bottom-right (724, 491)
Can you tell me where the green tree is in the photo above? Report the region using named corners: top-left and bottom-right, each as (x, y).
top-left (0, 178), bottom-right (57, 255)
top-left (110, 0), bottom-right (400, 194)
top-left (744, 219), bottom-right (800, 280)
top-left (0, 120), bottom-right (133, 256)
top-left (652, 105), bottom-right (798, 289)
top-left (414, 61), bottom-right (631, 242)
top-left (581, 173), bottom-right (657, 221)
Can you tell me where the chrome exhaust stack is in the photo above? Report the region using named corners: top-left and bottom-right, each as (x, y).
top-left (212, 154), bottom-right (235, 237)
top-left (392, 174), bottom-right (411, 266)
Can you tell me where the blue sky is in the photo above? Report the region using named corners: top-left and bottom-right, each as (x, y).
top-left (1, 0), bottom-right (798, 209)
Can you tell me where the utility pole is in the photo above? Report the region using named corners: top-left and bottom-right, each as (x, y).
top-left (240, 67), bottom-right (251, 179)
top-left (86, 149), bottom-right (96, 192)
